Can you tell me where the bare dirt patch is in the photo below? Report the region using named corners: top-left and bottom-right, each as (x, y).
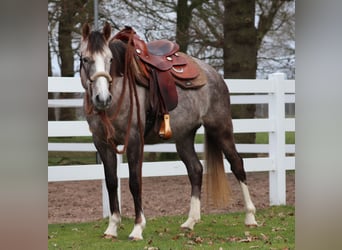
top-left (48, 171), bottom-right (295, 224)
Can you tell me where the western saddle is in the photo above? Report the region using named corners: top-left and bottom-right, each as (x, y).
top-left (114, 27), bottom-right (207, 139)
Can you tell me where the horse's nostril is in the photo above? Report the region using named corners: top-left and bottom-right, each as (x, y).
top-left (95, 94), bottom-right (101, 103)
top-left (95, 94), bottom-right (111, 107)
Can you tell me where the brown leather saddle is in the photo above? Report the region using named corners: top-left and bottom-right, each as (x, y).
top-left (114, 27), bottom-right (207, 139)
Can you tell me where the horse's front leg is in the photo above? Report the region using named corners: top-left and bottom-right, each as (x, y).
top-left (93, 138), bottom-right (121, 238)
top-left (126, 135), bottom-right (146, 240)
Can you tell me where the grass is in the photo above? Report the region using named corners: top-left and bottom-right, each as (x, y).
top-left (48, 136), bottom-right (93, 143)
top-left (48, 151), bottom-right (97, 166)
top-left (255, 132), bottom-right (295, 144)
top-left (48, 205), bottom-right (294, 249)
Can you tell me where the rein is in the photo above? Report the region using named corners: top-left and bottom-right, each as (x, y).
top-left (108, 29), bottom-right (145, 158)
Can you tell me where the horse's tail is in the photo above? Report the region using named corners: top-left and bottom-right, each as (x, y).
top-left (204, 130), bottom-right (231, 207)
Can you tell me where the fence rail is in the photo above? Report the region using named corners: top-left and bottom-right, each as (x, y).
top-left (48, 73), bottom-right (295, 217)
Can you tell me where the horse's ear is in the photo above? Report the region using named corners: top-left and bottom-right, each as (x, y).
top-left (82, 23), bottom-right (90, 40)
top-left (103, 22), bottom-right (111, 41)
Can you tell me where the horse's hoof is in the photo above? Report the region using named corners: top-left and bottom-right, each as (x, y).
top-left (180, 226), bottom-right (192, 231)
top-left (128, 236), bottom-right (143, 241)
top-left (103, 234), bottom-right (117, 239)
top-left (246, 223), bottom-right (258, 228)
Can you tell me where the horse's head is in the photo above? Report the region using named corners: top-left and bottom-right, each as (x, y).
top-left (80, 22), bottom-right (113, 110)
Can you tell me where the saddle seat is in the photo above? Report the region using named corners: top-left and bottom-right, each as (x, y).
top-left (147, 39), bottom-right (178, 56)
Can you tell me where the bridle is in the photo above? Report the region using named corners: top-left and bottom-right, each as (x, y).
top-left (79, 55), bottom-right (113, 91)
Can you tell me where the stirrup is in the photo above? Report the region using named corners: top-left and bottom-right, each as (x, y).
top-left (159, 114), bottom-right (172, 139)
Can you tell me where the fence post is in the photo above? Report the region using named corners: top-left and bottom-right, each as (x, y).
top-left (268, 72), bottom-right (286, 205)
top-left (102, 179), bottom-right (110, 218)
top-left (117, 154), bottom-right (122, 213)
top-left (98, 152), bottom-right (110, 218)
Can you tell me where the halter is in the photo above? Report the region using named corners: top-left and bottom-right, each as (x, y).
top-left (79, 55), bottom-right (113, 91)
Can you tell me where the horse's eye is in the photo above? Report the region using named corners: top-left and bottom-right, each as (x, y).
top-left (82, 57), bottom-right (90, 64)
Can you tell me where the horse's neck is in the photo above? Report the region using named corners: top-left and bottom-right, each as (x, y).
top-left (111, 77), bottom-right (148, 117)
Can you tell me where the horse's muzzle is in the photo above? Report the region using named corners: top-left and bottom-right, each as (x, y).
top-left (94, 93), bottom-right (112, 110)
top-left (90, 71), bottom-right (113, 110)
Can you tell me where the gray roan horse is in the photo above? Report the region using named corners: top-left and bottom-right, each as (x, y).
top-left (80, 22), bottom-right (257, 240)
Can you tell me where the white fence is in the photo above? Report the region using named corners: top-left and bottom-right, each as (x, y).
top-left (48, 73), bottom-right (295, 217)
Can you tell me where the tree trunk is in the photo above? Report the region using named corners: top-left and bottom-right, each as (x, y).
top-left (223, 0), bottom-right (257, 147)
top-left (176, 0), bottom-right (205, 52)
top-left (58, 0), bottom-right (76, 121)
top-left (176, 0), bottom-right (192, 52)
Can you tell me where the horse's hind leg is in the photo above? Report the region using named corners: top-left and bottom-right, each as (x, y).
top-left (176, 129), bottom-right (203, 230)
top-left (228, 151), bottom-right (257, 226)
top-left (208, 124), bottom-right (257, 226)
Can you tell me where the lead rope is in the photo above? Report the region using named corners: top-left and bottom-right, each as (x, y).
top-left (80, 50), bottom-right (134, 155)
top-left (104, 29), bottom-right (144, 162)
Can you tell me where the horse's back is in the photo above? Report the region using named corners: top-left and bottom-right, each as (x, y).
top-left (144, 57), bottom-right (231, 143)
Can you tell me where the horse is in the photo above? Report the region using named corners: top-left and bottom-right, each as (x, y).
top-left (79, 22), bottom-right (257, 240)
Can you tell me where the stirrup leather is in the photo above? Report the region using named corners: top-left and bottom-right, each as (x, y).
top-left (159, 114), bottom-right (172, 139)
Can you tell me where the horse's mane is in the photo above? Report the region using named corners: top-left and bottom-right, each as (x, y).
top-left (109, 39), bottom-right (126, 77)
top-left (110, 27), bottom-right (149, 85)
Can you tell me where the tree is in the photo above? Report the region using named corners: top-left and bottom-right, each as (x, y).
top-left (175, 0), bottom-right (207, 52)
top-left (223, 0), bottom-right (257, 79)
top-left (48, 0), bottom-right (93, 120)
top-left (223, 0), bottom-right (257, 146)
top-left (256, 0), bottom-right (295, 78)
top-left (112, 0), bottom-right (176, 41)
top-left (188, 0), bottom-right (294, 77)
top-left (112, 0), bottom-right (208, 51)
top-left (223, 0), bottom-right (292, 147)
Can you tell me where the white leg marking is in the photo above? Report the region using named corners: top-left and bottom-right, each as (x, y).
top-left (128, 213), bottom-right (146, 240)
top-left (181, 196), bottom-right (201, 230)
top-left (240, 182), bottom-right (258, 226)
top-left (104, 213), bottom-right (121, 237)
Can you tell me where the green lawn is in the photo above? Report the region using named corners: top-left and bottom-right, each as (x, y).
top-left (255, 132), bottom-right (295, 144)
top-left (48, 205), bottom-right (294, 249)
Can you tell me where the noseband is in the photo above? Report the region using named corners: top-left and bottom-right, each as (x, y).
top-left (90, 71), bottom-right (113, 86)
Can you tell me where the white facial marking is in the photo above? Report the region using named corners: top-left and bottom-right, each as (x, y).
top-left (89, 50), bottom-right (113, 109)
top-left (94, 53), bottom-right (110, 95)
